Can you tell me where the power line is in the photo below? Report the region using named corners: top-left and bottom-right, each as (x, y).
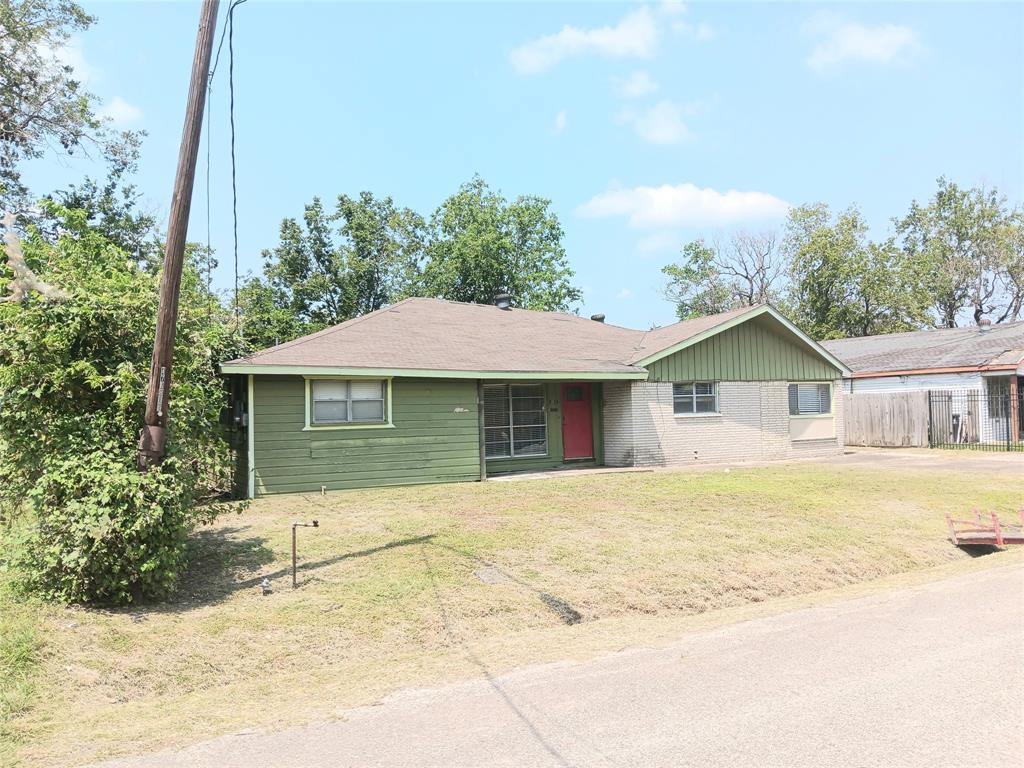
top-left (228, 0), bottom-right (243, 329)
top-left (204, 70), bottom-right (213, 319)
top-left (210, 0), bottom-right (248, 82)
top-left (208, 0), bottom-right (248, 333)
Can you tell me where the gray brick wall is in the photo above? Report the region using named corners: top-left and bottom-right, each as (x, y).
top-left (602, 381), bottom-right (635, 467)
top-left (602, 380), bottom-right (844, 467)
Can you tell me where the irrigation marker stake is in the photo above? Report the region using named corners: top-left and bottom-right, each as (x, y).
top-left (292, 520), bottom-right (319, 588)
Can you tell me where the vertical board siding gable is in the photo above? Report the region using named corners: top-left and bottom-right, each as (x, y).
top-left (645, 318), bottom-right (840, 382)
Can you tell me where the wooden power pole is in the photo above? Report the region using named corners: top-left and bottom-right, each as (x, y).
top-left (138, 0), bottom-right (221, 470)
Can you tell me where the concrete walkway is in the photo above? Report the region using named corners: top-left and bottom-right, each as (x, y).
top-left (490, 446), bottom-right (1022, 482)
top-left (95, 564), bottom-right (1024, 768)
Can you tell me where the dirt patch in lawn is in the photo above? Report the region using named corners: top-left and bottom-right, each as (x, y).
top-left (3, 462), bottom-right (1022, 767)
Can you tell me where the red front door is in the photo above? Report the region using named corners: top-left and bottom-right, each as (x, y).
top-left (561, 383), bottom-right (594, 460)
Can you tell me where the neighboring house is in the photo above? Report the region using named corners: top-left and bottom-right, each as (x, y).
top-left (822, 321), bottom-right (1024, 445)
top-left (221, 298), bottom-right (850, 497)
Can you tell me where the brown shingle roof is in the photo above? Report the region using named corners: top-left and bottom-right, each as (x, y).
top-left (222, 298), bottom-right (773, 376)
top-left (627, 305), bottom-right (758, 364)
top-left (821, 322), bottom-right (1024, 374)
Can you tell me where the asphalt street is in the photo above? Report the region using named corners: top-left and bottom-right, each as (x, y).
top-left (94, 563), bottom-right (1024, 768)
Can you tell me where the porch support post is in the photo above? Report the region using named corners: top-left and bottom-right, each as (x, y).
top-left (247, 374), bottom-right (255, 500)
top-left (477, 379), bottom-right (487, 481)
top-left (1010, 376), bottom-right (1020, 441)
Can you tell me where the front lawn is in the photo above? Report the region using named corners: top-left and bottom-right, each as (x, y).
top-left (3, 462), bottom-right (1021, 767)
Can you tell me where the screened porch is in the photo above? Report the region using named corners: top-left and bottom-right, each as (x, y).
top-left (481, 381), bottom-right (605, 476)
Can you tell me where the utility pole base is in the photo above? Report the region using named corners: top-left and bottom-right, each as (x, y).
top-left (137, 425), bottom-right (167, 470)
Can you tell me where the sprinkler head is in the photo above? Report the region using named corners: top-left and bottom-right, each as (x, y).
top-left (312, 520), bottom-right (319, 528)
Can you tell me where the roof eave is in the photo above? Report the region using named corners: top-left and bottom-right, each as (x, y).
top-left (218, 363), bottom-right (649, 381)
top-left (849, 363), bottom-right (1020, 379)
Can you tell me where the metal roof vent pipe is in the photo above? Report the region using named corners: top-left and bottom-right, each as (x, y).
top-left (494, 293), bottom-right (512, 310)
top-left (591, 313), bottom-right (606, 323)
top-left (978, 317), bottom-right (993, 332)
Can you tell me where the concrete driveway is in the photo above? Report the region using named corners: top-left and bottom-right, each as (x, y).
top-left (95, 563), bottom-right (1024, 768)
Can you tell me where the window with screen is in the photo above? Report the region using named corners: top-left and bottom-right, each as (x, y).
top-left (788, 383), bottom-right (831, 416)
top-left (987, 378), bottom-right (1010, 419)
top-left (672, 382), bottom-right (718, 414)
top-left (310, 379), bottom-right (386, 425)
top-left (483, 384), bottom-right (547, 458)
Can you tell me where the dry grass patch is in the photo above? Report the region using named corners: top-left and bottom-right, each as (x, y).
top-left (4, 462), bottom-right (1022, 767)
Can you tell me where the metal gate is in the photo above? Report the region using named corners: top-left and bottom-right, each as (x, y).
top-left (928, 389), bottom-right (1023, 452)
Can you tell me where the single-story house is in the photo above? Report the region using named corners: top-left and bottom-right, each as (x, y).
top-left (220, 297), bottom-right (850, 497)
top-left (822, 321), bottom-right (1024, 445)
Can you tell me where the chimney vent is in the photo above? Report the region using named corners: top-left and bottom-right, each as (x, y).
top-left (978, 317), bottom-right (993, 332)
top-left (494, 293), bottom-right (512, 310)
top-left (590, 313), bottom-right (606, 323)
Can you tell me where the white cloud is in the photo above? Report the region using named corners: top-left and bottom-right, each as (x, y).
top-left (658, 1), bottom-right (687, 17)
top-left (552, 109), bottom-right (568, 135)
top-left (612, 70), bottom-right (659, 98)
top-left (510, 7), bottom-right (659, 75)
top-left (617, 100), bottom-right (695, 145)
top-left (615, 287), bottom-right (634, 300)
top-left (99, 96), bottom-right (143, 126)
top-left (36, 36), bottom-right (97, 85)
top-left (804, 13), bottom-right (920, 72)
top-left (577, 183), bottom-right (790, 228)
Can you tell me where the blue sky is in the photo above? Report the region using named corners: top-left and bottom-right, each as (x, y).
top-left (23, 1), bottom-right (1024, 329)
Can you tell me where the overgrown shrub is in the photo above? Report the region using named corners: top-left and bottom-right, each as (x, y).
top-left (0, 205), bottom-right (236, 603)
top-left (16, 454), bottom-right (219, 603)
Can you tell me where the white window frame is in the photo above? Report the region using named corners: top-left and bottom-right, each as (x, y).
top-left (672, 381), bottom-right (719, 416)
top-left (304, 377), bottom-right (394, 431)
top-left (788, 381), bottom-right (833, 418)
top-left (483, 383), bottom-right (549, 460)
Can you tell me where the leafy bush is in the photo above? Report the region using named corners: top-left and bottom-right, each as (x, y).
top-left (0, 205), bottom-right (236, 603)
top-left (16, 454), bottom-right (218, 603)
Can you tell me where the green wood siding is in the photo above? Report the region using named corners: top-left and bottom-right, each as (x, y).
top-left (485, 382), bottom-right (604, 474)
top-left (645, 317), bottom-right (841, 383)
top-left (252, 376), bottom-right (481, 495)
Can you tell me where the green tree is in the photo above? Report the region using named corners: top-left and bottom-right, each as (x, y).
top-left (0, 204), bottom-right (234, 603)
top-left (235, 275), bottom-right (308, 352)
top-left (421, 177), bottom-right (581, 311)
top-left (0, 0), bottom-right (102, 211)
top-left (246, 192), bottom-right (425, 350)
top-left (896, 177), bottom-right (1021, 326)
top-left (661, 240), bottom-right (734, 320)
top-left (44, 130), bottom-right (158, 262)
top-left (261, 198), bottom-right (348, 331)
top-left (337, 191), bottom-right (425, 316)
top-left (786, 203), bottom-right (929, 339)
top-left (662, 232), bottom-right (784, 320)
top-left (1001, 213), bottom-right (1024, 322)
top-left (247, 179), bottom-right (580, 350)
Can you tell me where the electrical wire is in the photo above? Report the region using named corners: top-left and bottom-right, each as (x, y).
top-left (209, 0), bottom-right (249, 334)
top-left (229, 2), bottom-right (239, 327)
top-left (210, 0), bottom-right (248, 82)
top-left (204, 72), bottom-right (213, 319)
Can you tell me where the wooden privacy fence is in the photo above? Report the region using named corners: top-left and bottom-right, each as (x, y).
top-left (842, 391), bottom-right (931, 447)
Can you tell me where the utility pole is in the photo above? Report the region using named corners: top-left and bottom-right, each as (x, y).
top-left (138, 0), bottom-right (221, 470)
